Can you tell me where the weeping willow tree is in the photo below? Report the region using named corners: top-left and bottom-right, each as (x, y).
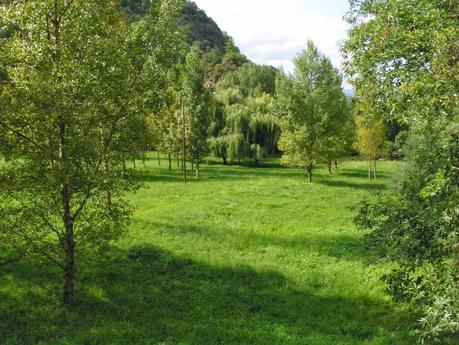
top-left (210, 63), bottom-right (280, 166)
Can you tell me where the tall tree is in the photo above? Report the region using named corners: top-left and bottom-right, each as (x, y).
top-left (277, 40), bottom-right (348, 182)
top-left (181, 46), bottom-right (211, 178)
top-left (0, 0), bottom-right (183, 306)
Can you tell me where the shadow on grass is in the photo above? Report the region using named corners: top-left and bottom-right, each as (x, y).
top-left (134, 166), bottom-right (307, 184)
top-left (134, 167), bottom-right (388, 193)
top-left (0, 245), bottom-right (415, 345)
top-left (336, 169), bottom-right (391, 179)
top-left (314, 179), bottom-right (387, 191)
top-left (136, 220), bottom-right (367, 264)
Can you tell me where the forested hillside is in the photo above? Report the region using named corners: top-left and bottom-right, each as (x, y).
top-left (122, 0), bottom-right (228, 52)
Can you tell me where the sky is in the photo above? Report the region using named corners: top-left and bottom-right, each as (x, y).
top-left (193, 0), bottom-right (351, 86)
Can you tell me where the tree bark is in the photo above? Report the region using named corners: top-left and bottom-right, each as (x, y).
top-left (373, 159), bottom-right (377, 180)
top-left (182, 101), bottom-right (187, 184)
top-left (157, 151), bottom-right (161, 166)
top-left (328, 160), bottom-right (332, 175)
top-left (168, 153), bottom-right (172, 170)
top-left (368, 157), bottom-right (372, 180)
top-left (196, 162), bottom-right (199, 178)
top-left (104, 158), bottom-right (112, 210)
top-left (307, 163), bottom-right (313, 182)
top-left (63, 209), bottom-right (75, 307)
top-left (59, 119), bottom-right (75, 306)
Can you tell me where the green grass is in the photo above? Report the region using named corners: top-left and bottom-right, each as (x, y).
top-left (0, 156), bottom-right (416, 345)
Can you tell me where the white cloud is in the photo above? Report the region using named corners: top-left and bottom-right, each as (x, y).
top-left (193, 0), bottom-right (350, 81)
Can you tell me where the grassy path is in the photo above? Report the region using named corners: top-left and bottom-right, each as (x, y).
top-left (0, 157), bottom-right (415, 344)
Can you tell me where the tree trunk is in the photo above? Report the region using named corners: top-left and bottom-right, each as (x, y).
top-left (254, 159), bottom-right (259, 167)
top-left (63, 213), bottom-right (75, 307)
top-left (182, 104), bottom-right (187, 184)
top-left (328, 160), bottom-right (332, 175)
top-left (53, 14), bottom-right (76, 307)
top-left (307, 163), bottom-right (313, 182)
top-left (168, 153), bottom-right (172, 170)
top-left (373, 159), bottom-right (377, 180)
top-left (334, 160), bottom-right (338, 173)
top-left (59, 119), bottom-right (76, 307)
top-left (104, 158), bottom-right (112, 210)
top-left (196, 162), bottom-right (199, 178)
top-left (222, 156), bottom-right (227, 165)
top-left (157, 151), bottom-right (161, 166)
top-left (368, 157), bottom-right (372, 180)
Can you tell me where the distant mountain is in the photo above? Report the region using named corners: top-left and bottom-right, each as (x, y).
top-left (120, 0), bottom-right (228, 53)
top-left (180, 2), bottom-right (227, 52)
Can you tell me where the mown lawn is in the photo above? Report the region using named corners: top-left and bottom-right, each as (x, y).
top-left (0, 156), bottom-right (416, 345)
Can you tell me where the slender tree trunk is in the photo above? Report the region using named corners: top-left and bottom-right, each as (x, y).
top-left (254, 159), bottom-right (259, 167)
top-left (328, 160), bottom-right (332, 175)
top-left (157, 151), bottom-right (161, 166)
top-left (334, 160), bottom-right (338, 173)
top-left (63, 208), bottom-right (75, 307)
top-left (307, 163), bottom-right (313, 182)
top-left (222, 156), bottom-right (227, 165)
top-left (373, 159), bottom-right (377, 180)
top-left (104, 158), bottom-right (112, 210)
top-left (168, 153), bottom-right (172, 170)
top-left (176, 153), bottom-right (180, 168)
top-left (196, 162), bottom-right (199, 178)
top-left (368, 156), bottom-right (372, 180)
top-left (182, 101), bottom-right (187, 184)
top-left (59, 119), bottom-right (75, 307)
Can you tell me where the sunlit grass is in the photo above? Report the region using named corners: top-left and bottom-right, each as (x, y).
top-left (0, 156), bottom-right (415, 345)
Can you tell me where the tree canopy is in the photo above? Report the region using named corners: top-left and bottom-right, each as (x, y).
top-left (344, 0), bottom-right (459, 342)
top-left (277, 40), bottom-right (350, 181)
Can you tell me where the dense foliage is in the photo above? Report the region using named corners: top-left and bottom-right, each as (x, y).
top-left (277, 41), bottom-right (352, 181)
top-left (344, 0), bottom-right (459, 342)
top-left (0, 0), bottom-right (183, 305)
top-left (210, 63), bottom-right (279, 165)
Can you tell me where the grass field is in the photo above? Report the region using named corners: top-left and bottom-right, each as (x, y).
top-left (0, 156), bottom-right (416, 345)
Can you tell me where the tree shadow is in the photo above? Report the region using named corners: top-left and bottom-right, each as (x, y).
top-left (0, 245), bottom-right (415, 345)
top-left (134, 166), bottom-right (307, 184)
top-left (314, 178), bottom-right (387, 191)
top-left (336, 169), bottom-right (391, 179)
top-left (135, 220), bottom-right (367, 264)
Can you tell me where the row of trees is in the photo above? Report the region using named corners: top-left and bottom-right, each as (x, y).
top-left (156, 40), bottom-right (378, 183)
